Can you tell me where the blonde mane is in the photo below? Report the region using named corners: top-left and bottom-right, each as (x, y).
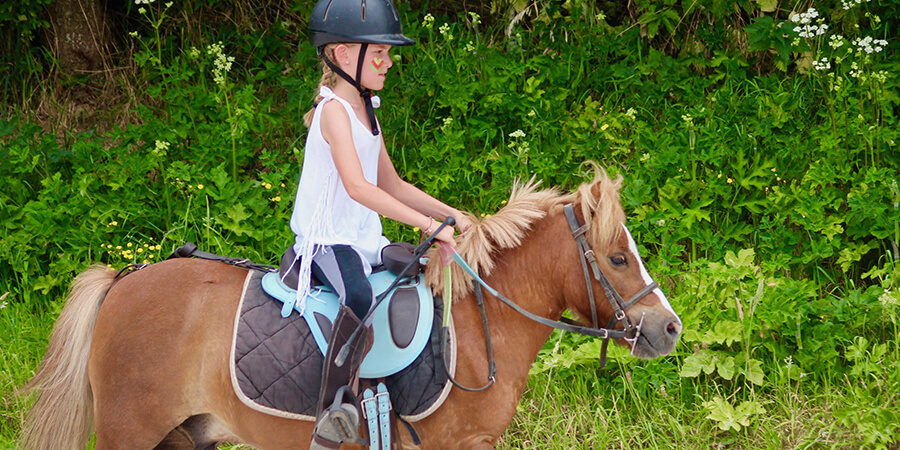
top-left (425, 165), bottom-right (625, 299)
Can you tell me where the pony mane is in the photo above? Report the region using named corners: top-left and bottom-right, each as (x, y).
top-left (425, 164), bottom-right (625, 300)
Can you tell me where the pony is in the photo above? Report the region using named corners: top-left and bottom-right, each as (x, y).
top-left (19, 167), bottom-right (681, 449)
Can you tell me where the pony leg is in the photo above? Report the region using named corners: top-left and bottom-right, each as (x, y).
top-left (151, 415), bottom-right (223, 450)
top-left (152, 427), bottom-right (193, 450)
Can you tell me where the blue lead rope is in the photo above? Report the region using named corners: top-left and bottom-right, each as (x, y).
top-left (450, 252), bottom-right (499, 297)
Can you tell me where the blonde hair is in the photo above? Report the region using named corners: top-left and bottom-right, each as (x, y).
top-left (303, 43), bottom-right (340, 127)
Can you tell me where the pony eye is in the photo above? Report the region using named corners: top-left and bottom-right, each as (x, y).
top-left (610, 255), bottom-right (627, 266)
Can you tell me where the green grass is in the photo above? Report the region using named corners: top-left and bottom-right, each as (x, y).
top-left (0, 298), bottom-right (53, 449)
top-left (497, 369), bottom-right (875, 449)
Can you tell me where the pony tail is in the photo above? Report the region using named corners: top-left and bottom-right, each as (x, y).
top-left (18, 265), bottom-right (116, 450)
top-left (303, 44), bottom-right (338, 127)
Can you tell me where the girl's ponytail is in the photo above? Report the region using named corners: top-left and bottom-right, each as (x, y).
top-left (303, 44), bottom-right (338, 127)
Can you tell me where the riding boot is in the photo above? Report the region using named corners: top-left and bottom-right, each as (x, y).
top-left (311, 306), bottom-right (372, 449)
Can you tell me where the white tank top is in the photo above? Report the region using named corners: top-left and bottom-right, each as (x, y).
top-left (285, 86), bottom-right (389, 314)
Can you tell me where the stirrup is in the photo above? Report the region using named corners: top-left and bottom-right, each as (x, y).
top-left (311, 386), bottom-right (366, 449)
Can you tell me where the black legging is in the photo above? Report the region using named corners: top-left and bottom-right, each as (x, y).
top-left (310, 244), bottom-right (374, 319)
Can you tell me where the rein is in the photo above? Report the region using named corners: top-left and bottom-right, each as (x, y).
top-left (448, 204), bottom-right (659, 389)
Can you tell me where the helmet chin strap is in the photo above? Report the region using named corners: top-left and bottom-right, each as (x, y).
top-left (317, 44), bottom-right (380, 136)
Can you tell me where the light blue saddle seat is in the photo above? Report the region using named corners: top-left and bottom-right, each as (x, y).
top-left (261, 270), bottom-right (434, 378)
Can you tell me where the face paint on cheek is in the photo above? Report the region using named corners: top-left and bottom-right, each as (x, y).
top-left (371, 57), bottom-right (384, 71)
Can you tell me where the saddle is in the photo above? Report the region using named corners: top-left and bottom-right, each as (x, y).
top-left (268, 243), bottom-right (432, 378)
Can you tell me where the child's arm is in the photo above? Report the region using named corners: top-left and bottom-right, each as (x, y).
top-left (375, 143), bottom-right (473, 233)
top-left (321, 102), bottom-right (460, 245)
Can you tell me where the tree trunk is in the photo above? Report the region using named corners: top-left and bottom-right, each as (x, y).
top-left (45, 0), bottom-right (112, 77)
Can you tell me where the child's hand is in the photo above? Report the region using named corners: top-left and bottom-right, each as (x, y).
top-left (434, 223), bottom-right (457, 248)
top-left (452, 212), bottom-right (474, 236)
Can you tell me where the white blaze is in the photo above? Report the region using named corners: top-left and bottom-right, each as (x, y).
top-left (623, 224), bottom-right (677, 316)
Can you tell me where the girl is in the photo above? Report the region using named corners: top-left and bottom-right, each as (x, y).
top-left (288, 0), bottom-right (472, 447)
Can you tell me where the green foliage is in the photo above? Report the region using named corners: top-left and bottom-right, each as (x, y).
top-left (2, 0), bottom-right (900, 447)
top-left (703, 396), bottom-right (767, 432)
top-left (0, 0), bottom-right (49, 40)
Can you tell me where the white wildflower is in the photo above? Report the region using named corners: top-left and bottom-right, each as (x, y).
top-left (828, 35), bottom-right (845, 49)
top-left (812, 57), bottom-right (831, 71)
top-left (841, 0), bottom-right (871, 10)
top-left (468, 12), bottom-right (481, 28)
top-left (853, 36), bottom-right (888, 54)
top-left (207, 42), bottom-right (235, 86)
top-left (790, 8), bottom-right (828, 38)
top-left (439, 23), bottom-right (453, 41)
top-left (153, 140), bottom-right (170, 154)
top-left (880, 289), bottom-right (899, 307)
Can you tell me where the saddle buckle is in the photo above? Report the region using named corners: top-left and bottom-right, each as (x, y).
top-left (361, 393), bottom-right (376, 420)
top-left (375, 390), bottom-right (392, 411)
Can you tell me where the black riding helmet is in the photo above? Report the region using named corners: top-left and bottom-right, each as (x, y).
top-left (309, 0), bottom-right (414, 136)
top-left (309, 0), bottom-right (415, 47)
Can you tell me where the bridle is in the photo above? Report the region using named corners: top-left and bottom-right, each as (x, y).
top-left (446, 203), bottom-right (660, 391)
top-left (562, 203), bottom-right (658, 367)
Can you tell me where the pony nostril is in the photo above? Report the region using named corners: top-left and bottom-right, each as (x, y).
top-left (666, 320), bottom-right (682, 337)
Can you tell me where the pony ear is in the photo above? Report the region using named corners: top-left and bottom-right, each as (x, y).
top-left (574, 165), bottom-right (626, 248)
top-left (576, 166), bottom-right (614, 212)
top-left (590, 179), bottom-right (606, 204)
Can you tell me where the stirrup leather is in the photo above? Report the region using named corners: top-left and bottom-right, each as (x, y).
top-left (362, 382), bottom-right (392, 450)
